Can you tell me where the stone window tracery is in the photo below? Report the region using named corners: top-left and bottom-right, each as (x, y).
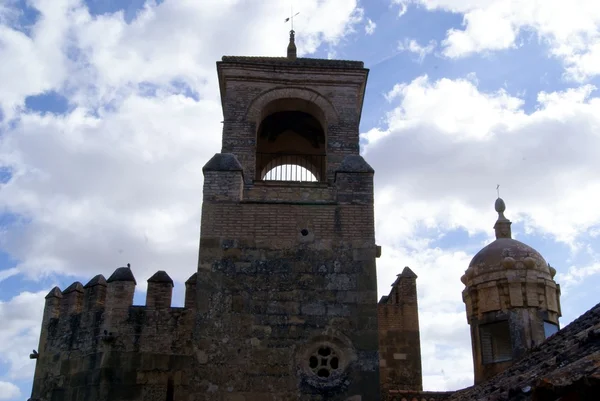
top-left (308, 346), bottom-right (340, 378)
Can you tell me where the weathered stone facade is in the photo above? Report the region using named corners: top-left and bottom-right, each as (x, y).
top-left (29, 42), bottom-right (388, 401)
top-left (193, 52), bottom-right (380, 400)
top-left (378, 267), bottom-right (423, 395)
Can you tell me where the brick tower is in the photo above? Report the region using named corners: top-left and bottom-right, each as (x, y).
top-left (193, 30), bottom-right (381, 399)
top-left (28, 32), bottom-right (381, 401)
top-left (461, 198), bottom-right (562, 384)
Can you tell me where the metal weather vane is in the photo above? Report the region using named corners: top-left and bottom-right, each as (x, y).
top-left (284, 7), bottom-right (300, 31)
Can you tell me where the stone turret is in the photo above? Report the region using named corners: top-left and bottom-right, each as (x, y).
top-left (378, 267), bottom-right (423, 393)
top-left (461, 198), bottom-right (562, 384)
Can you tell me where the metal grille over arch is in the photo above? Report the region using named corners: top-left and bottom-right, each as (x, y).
top-left (259, 154), bottom-right (321, 182)
top-left (255, 97), bottom-right (327, 182)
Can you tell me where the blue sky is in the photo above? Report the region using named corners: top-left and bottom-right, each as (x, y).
top-left (2, 0), bottom-right (600, 398)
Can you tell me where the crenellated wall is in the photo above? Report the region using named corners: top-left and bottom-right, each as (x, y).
top-left (30, 266), bottom-right (197, 401)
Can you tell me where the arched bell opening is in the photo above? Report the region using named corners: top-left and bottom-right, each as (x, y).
top-left (255, 98), bottom-right (326, 182)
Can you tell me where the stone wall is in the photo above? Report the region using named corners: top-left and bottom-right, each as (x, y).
top-left (30, 268), bottom-right (196, 401)
top-left (378, 267), bottom-right (423, 396)
top-left (192, 153), bottom-right (381, 400)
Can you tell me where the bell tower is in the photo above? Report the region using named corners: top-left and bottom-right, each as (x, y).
top-left (192, 34), bottom-right (380, 400)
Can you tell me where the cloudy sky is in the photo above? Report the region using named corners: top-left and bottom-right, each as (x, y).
top-left (1, 0), bottom-right (600, 399)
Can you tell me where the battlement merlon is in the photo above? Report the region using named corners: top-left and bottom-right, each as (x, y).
top-left (146, 270), bottom-right (174, 309)
top-left (202, 153), bottom-right (244, 202)
top-left (83, 274), bottom-right (107, 309)
top-left (335, 155), bottom-right (375, 205)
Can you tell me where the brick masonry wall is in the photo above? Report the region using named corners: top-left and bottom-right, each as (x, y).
top-left (217, 62), bottom-right (368, 184)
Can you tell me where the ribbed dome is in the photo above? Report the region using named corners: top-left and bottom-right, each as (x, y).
top-left (468, 237), bottom-right (548, 273)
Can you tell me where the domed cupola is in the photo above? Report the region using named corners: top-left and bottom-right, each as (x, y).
top-left (461, 198), bottom-right (562, 385)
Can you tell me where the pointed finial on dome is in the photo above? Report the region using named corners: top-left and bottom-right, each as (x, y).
top-left (287, 30), bottom-right (297, 60)
top-left (495, 197), bottom-right (507, 220)
top-left (494, 194), bottom-right (512, 239)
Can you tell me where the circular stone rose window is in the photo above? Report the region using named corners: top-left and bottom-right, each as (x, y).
top-left (308, 346), bottom-right (340, 378)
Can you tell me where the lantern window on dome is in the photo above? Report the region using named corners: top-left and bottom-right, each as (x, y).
top-left (544, 321), bottom-right (560, 338)
top-left (480, 321), bottom-right (512, 364)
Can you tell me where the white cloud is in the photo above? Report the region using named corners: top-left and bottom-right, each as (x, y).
top-left (0, 290), bottom-right (45, 381)
top-left (399, 0), bottom-right (600, 80)
top-left (365, 18), bottom-right (376, 35)
top-left (0, 268), bottom-right (19, 282)
top-left (0, 0), bottom-right (364, 116)
top-left (392, 0), bottom-right (410, 17)
top-left (397, 38), bottom-right (437, 62)
top-left (557, 260), bottom-right (600, 290)
top-left (0, 0), bottom-right (75, 120)
top-left (0, 0), bottom-right (365, 284)
top-left (0, 382), bottom-right (20, 400)
top-left (365, 75), bottom-right (600, 248)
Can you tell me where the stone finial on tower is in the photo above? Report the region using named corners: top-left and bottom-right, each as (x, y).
top-left (146, 270), bottom-right (174, 309)
top-left (494, 197), bottom-right (512, 239)
top-left (287, 30), bottom-right (297, 60)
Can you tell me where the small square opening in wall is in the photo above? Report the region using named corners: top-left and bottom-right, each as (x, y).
top-left (480, 321), bottom-right (512, 364)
